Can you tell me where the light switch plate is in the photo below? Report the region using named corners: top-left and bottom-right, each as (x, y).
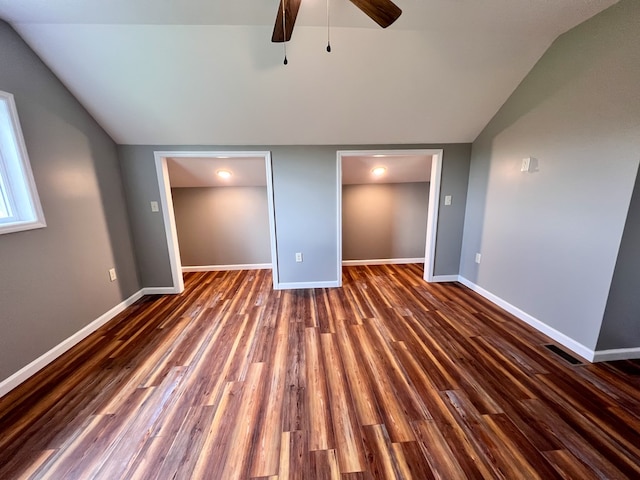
top-left (150, 201), bottom-right (159, 212)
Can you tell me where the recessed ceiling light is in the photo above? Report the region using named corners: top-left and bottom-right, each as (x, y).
top-left (216, 169), bottom-right (232, 179)
top-left (371, 166), bottom-right (386, 176)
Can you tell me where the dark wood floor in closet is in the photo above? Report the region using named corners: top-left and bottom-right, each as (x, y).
top-left (1, 264), bottom-right (640, 479)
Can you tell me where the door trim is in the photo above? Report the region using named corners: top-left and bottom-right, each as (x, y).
top-left (153, 150), bottom-right (279, 293)
top-left (337, 149), bottom-right (444, 284)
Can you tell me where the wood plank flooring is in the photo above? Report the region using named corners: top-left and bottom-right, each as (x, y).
top-left (1, 264), bottom-right (640, 479)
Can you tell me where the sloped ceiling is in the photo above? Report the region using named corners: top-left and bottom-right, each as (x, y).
top-left (0, 0), bottom-right (617, 145)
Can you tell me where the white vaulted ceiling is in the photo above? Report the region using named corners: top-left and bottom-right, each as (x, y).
top-left (0, 0), bottom-right (618, 145)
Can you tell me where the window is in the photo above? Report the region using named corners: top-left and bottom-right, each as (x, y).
top-left (0, 90), bottom-right (45, 235)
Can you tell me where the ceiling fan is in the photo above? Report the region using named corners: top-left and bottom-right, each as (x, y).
top-left (271, 0), bottom-right (402, 43)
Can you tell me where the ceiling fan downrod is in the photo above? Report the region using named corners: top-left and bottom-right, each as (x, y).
top-left (282, 0), bottom-right (288, 64)
top-left (326, 0), bottom-right (332, 52)
top-left (272, 0), bottom-right (401, 64)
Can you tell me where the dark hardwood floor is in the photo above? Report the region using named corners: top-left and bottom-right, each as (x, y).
top-left (1, 264), bottom-right (640, 479)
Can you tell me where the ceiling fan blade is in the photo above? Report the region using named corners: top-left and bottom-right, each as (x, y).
top-left (349, 0), bottom-right (402, 28)
top-left (272, 0), bottom-right (302, 42)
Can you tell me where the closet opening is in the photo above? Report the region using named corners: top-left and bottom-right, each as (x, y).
top-left (337, 149), bottom-right (443, 284)
top-left (154, 151), bottom-right (278, 293)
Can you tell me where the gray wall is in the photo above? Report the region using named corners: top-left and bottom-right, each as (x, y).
top-left (342, 182), bottom-right (429, 261)
top-left (460, 0), bottom-right (640, 350)
top-left (118, 147), bottom-right (173, 288)
top-left (0, 22), bottom-right (139, 381)
top-left (271, 147), bottom-right (338, 284)
top-left (597, 164), bottom-right (640, 350)
top-left (118, 144), bottom-right (471, 287)
top-left (172, 186), bottom-right (271, 266)
top-left (435, 144), bottom-right (471, 276)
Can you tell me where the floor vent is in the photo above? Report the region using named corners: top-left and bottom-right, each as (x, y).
top-left (544, 344), bottom-right (583, 365)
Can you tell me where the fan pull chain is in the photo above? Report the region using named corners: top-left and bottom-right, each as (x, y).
top-left (326, 0), bottom-right (331, 52)
top-left (282, 0), bottom-right (288, 64)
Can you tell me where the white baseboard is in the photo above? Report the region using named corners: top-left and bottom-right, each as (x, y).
top-left (142, 286), bottom-right (182, 295)
top-left (4, 276), bottom-right (635, 400)
top-left (592, 347), bottom-right (640, 362)
top-left (0, 289), bottom-right (146, 398)
top-left (430, 274), bottom-right (459, 283)
top-left (457, 276), bottom-right (596, 362)
top-left (182, 263), bottom-right (272, 272)
top-left (276, 280), bottom-right (341, 290)
top-left (342, 258), bottom-right (424, 266)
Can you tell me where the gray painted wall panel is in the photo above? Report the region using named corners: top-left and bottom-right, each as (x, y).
top-left (172, 186), bottom-right (271, 266)
top-left (342, 183), bottom-right (429, 261)
top-left (119, 144), bottom-right (471, 288)
top-left (117, 145), bottom-right (173, 287)
top-left (271, 147), bottom-right (338, 284)
top-left (0, 21), bottom-right (139, 381)
top-left (598, 165), bottom-right (640, 350)
top-left (435, 144), bottom-right (471, 276)
top-left (460, 0), bottom-right (640, 350)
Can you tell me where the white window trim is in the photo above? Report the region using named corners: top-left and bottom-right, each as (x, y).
top-left (0, 90), bottom-right (46, 235)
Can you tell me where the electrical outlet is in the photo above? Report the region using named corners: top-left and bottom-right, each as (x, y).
top-left (475, 253), bottom-right (482, 264)
top-left (295, 252), bottom-right (303, 263)
top-left (108, 268), bottom-right (117, 282)
top-left (150, 201), bottom-right (159, 212)
top-left (444, 195), bottom-right (452, 206)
